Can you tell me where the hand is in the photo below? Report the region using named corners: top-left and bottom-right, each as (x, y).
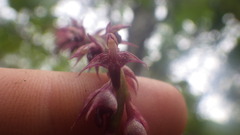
top-left (0, 68), bottom-right (187, 135)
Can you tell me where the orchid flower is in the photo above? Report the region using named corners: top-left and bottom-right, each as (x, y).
top-left (79, 33), bottom-right (146, 89)
top-left (55, 20), bottom-right (148, 134)
top-left (55, 20), bottom-right (87, 53)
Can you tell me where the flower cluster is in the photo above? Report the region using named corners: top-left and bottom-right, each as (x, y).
top-left (55, 20), bottom-right (148, 135)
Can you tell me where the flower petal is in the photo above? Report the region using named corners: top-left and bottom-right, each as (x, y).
top-left (70, 43), bottom-right (92, 63)
top-left (123, 66), bottom-right (138, 94)
top-left (120, 41), bottom-right (138, 48)
top-left (107, 33), bottom-right (119, 46)
top-left (79, 52), bottom-right (109, 74)
top-left (118, 51), bottom-right (147, 67)
top-left (106, 23), bottom-right (130, 33)
top-left (88, 34), bottom-right (106, 49)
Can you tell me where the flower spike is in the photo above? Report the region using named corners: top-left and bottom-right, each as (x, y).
top-left (56, 22), bottom-right (149, 135)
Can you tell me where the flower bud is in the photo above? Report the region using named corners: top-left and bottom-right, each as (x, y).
top-left (86, 87), bottom-right (117, 120)
top-left (125, 119), bottom-right (148, 135)
top-left (125, 102), bottom-right (148, 135)
top-left (55, 20), bottom-right (86, 53)
top-left (72, 82), bottom-right (118, 131)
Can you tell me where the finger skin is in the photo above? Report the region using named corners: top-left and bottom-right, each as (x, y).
top-left (0, 68), bottom-right (187, 135)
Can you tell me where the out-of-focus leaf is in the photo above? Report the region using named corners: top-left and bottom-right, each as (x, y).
top-left (168, 0), bottom-right (214, 31)
top-left (0, 22), bottom-right (21, 58)
top-left (168, 0), bottom-right (240, 30)
top-left (9, 0), bottom-right (57, 11)
top-left (30, 13), bottom-right (55, 32)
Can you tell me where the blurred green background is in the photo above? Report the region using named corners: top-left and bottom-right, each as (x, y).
top-left (0, 0), bottom-right (240, 134)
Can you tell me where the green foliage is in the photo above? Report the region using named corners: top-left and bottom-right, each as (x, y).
top-left (30, 12), bottom-right (56, 32)
top-left (212, 0), bottom-right (240, 25)
top-left (9, 0), bottom-right (56, 11)
top-left (0, 0), bottom-right (69, 70)
top-left (135, 0), bottom-right (155, 9)
top-left (0, 22), bottom-right (21, 58)
top-left (168, 0), bottom-right (240, 30)
top-left (168, 0), bottom-right (214, 30)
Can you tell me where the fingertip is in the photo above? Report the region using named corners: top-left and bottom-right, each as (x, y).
top-left (0, 68), bottom-right (186, 135)
top-left (132, 77), bottom-right (187, 135)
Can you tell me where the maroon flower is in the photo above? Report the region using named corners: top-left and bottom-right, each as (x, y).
top-left (67, 22), bottom-right (135, 66)
top-left (104, 23), bottom-right (138, 47)
top-left (55, 20), bottom-right (87, 53)
top-left (105, 23), bottom-right (129, 43)
top-left (79, 33), bottom-right (146, 89)
top-left (72, 81), bottom-right (117, 130)
top-left (56, 22), bottom-right (149, 134)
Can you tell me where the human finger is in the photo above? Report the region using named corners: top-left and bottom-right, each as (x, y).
top-left (0, 68), bottom-right (186, 135)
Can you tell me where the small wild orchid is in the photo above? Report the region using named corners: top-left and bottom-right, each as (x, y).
top-left (55, 20), bottom-right (148, 135)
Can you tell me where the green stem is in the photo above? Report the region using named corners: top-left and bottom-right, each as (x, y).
top-left (110, 69), bottom-right (129, 134)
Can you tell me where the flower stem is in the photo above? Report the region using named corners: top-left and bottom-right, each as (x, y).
top-left (109, 69), bottom-right (129, 134)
